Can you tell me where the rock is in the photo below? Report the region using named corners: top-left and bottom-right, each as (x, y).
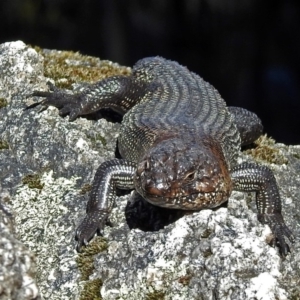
top-left (0, 202), bottom-right (39, 300)
top-left (0, 40), bottom-right (299, 300)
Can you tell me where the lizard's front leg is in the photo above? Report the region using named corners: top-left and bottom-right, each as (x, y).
top-left (26, 75), bottom-right (150, 121)
top-left (231, 162), bottom-right (294, 256)
top-left (76, 159), bottom-right (136, 252)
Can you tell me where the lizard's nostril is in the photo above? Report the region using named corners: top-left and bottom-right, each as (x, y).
top-left (144, 180), bottom-right (165, 196)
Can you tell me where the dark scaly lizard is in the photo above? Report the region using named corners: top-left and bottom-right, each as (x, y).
top-left (27, 57), bottom-right (294, 256)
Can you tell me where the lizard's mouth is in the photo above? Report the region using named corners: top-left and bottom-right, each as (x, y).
top-left (139, 188), bottom-right (230, 210)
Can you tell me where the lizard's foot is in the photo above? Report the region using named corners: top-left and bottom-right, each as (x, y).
top-left (258, 213), bottom-right (295, 257)
top-left (26, 82), bottom-right (83, 121)
top-left (75, 210), bottom-right (108, 252)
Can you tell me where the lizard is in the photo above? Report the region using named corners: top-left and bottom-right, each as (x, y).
top-left (27, 56), bottom-right (294, 256)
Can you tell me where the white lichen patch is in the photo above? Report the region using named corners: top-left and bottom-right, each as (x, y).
top-left (0, 41), bottom-right (44, 99)
top-left (245, 272), bottom-right (288, 300)
top-left (97, 195), bottom-right (287, 300)
top-left (12, 171), bottom-right (81, 299)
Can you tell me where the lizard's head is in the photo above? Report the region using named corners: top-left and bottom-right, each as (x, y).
top-left (134, 137), bottom-right (232, 210)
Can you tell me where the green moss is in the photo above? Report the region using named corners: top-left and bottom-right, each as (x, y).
top-left (178, 274), bottom-right (192, 286)
top-left (287, 283), bottom-right (300, 300)
top-left (243, 134), bottom-right (288, 165)
top-left (76, 237), bottom-right (108, 299)
top-left (80, 183), bottom-right (92, 195)
top-left (22, 174), bottom-right (44, 190)
top-left (80, 278), bottom-right (103, 300)
top-left (200, 228), bottom-right (212, 238)
top-left (34, 47), bottom-right (131, 89)
top-left (0, 98), bottom-right (8, 109)
top-left (87, 133), bottom-right (107, 147)
top-left (0, 140), bottom-right (9, 150)
top-left (76, 236), bottom-right (108, 281)
top-left (145, 289), bottom-right (166, 300)
top-left (2, 196), bottom-right (11, 204)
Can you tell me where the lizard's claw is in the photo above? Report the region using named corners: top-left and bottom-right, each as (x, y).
top-left (75, 211), bottom-right (108, 252)
top-left (258, 213), bottom-right (295, 257)
top-left (25, 82), bottom-right (82, 121)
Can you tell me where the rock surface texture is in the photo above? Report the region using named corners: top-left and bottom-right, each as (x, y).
top-left (0, 41), bottom-right (299, 300)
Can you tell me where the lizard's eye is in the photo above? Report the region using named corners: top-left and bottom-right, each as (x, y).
top-left (184, 171), bottom-right (196, 182)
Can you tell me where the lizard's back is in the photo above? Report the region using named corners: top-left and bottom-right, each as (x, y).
top-left (119, 57), bottom-right (241, 168)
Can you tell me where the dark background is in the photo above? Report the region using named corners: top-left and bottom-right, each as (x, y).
top-left (1, 0), bottom-right (300, 144)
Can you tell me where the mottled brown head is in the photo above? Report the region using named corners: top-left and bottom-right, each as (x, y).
top-left (134, 137), bottom-right (232, 210)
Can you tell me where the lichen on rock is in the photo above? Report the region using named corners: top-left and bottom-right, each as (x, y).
top-left (0, 40), bottom-right (299, 300)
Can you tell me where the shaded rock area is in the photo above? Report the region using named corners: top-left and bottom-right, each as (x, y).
top-left (0, 41), bottom-right (299, 300)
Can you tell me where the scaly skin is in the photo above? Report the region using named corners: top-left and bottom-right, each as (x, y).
top-left (27, 56), bottom-right (294, 256)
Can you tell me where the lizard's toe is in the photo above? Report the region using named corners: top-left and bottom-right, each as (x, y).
top-left (273, 224), bottom-right (294, 257)
top-left (264, 214), bottom-right (295, 257)
top-left (75, 211), bottom-right (108, 252)
top-left (26, 84), bottom-right (83, 121)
